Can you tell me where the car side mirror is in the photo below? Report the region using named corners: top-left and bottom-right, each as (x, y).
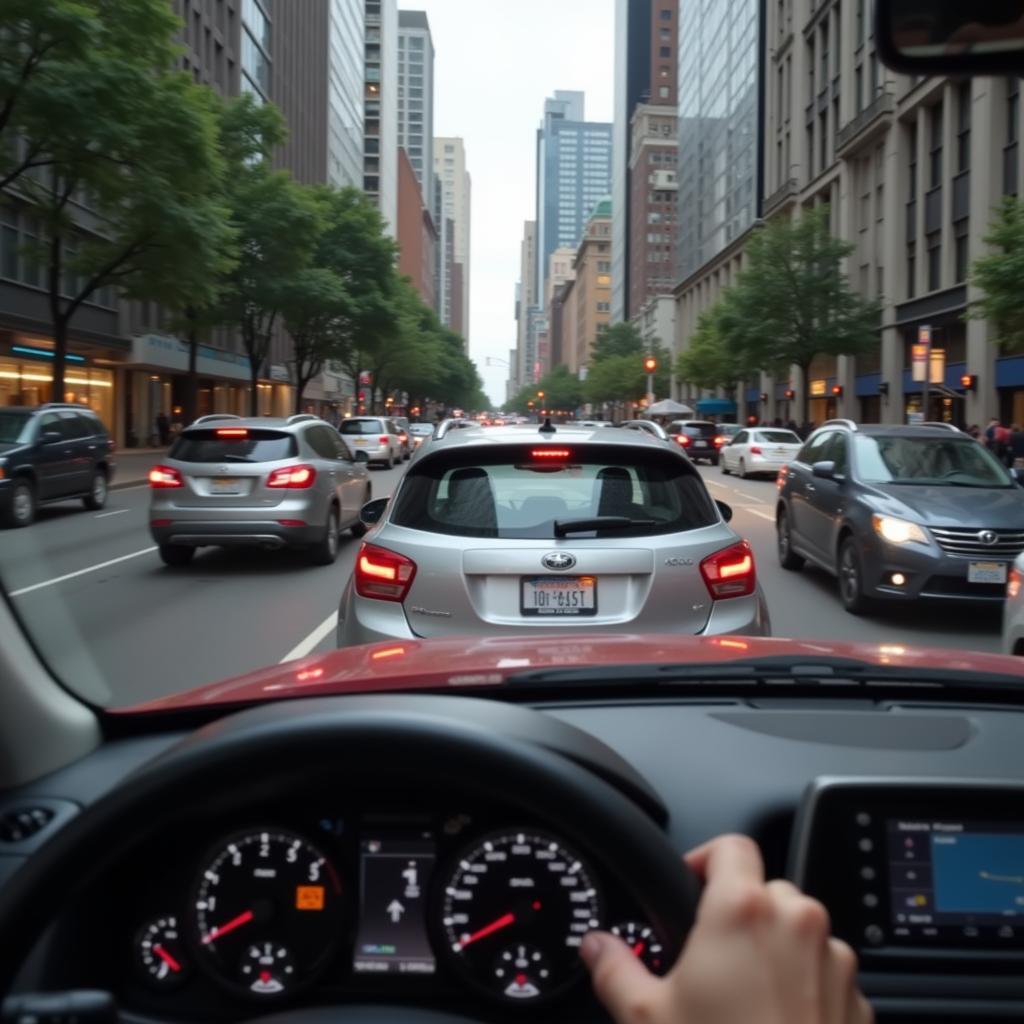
top-left (1013, 467), bottom-right (1024, 486)
top-left (812, 460), bottom-right (838, 481)
top-left (360, 496), bottom-right (389, 526)
top-left (353, 450), bottom-right (369, 463)
top-left (41, 430), bottom-right (63, 445)
top-left (875, 0), bottom-right (1024, 75)
top-left (715, 499), bottom-right (733, 523)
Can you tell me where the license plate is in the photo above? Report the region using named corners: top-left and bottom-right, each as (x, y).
top-left (210, 477), bottom-right (241, 495)
top-left (354, 438), bottom-right (368, 445)
top-left (521, 576), bottom-right (597, 616)
top-left (693, 440), bottom-right (707, 448)
top-left (968, 561), bottom-right (1008, 584)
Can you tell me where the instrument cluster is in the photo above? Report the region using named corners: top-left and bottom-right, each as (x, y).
top-left (112, 804), bottom-right (665, 1016)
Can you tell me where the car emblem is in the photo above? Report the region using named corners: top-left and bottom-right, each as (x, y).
top-left (220, 466), bottom-right (231, 473)
top-left (542, 551), bottom-right (577, 571)
top-left (978, 530), bottom-right (999, 546)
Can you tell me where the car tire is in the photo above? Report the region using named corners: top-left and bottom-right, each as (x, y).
top-left (159, 543), bottom-right (194, 567)
top-left (2, 479), bottom-right (36, 529)
top-left (709, 455), bottom-right (719, 466)
top-left (310, 506), bottom-right (340, 565)
top-left (777, 508), bottom-right (805, 571)
top-left (350, 487), bottom-right (372, 538)
top-left (721, 459), bottom-right (731, 475)
top-left (386, 451), bottom-right (395, 470)
top-left (838, 536), bottom-right (872, 615)
top-left (82, 468), bottom-right (108, 510)
top-left (738, 458), bottom-right (747, 479)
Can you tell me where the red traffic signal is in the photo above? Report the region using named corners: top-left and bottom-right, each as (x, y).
top-left (960, 374), bottom-right (977, 392)
top-left (831, 384), bottom-right (844, 397)
top-left (643, 356), bottom-right (658, 373)
top-left (784, 388), bottom-right (795, 400)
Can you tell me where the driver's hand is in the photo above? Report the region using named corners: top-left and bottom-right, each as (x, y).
top-left (581, 834), bottom-right (873, 1023)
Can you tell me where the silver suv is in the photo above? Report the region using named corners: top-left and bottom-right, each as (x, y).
top-left (149, 414), bottom-right (371, 567)
top-left (338, 416), bottom-right (403, 468)
top-left (336, 423), bottom-right (770, 645)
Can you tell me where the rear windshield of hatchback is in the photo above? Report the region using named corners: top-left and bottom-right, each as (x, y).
top-left (171, 429), bottom-right (297, 463)
top-left (340, 419), bottom-right (384, 434)
top-left (391, 448), bottom-right (719, 539)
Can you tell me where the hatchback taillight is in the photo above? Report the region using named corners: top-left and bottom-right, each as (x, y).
top-left (749, 445), bottom-right (762, 455)
top-left (379, 435), bottom-right (390, 445)
top-left (267, 464), bottom-right (317, 488)
top-left (355, 543), bottom-right (417, 601)
top-left (700, 541), bottom-right (756, 599)
top-left (149, 465), bottom-right (183, 488)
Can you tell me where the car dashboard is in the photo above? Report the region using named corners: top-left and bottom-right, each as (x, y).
top-left (4, 691), bottom-right (1024, 1022)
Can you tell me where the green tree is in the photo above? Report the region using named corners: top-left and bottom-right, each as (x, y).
top-left (0, 0), bottom-right (179, 192)
top-left (591, 321), bottom-right (646, 361)
top-left (971, 197), bottom-right (1024, 352)
top-left (675, 303), bottom-right (745, 395)
top-left (583, 354), bottom-right (647, 408)
top-left (719, 206), bottom-right (880, 424)
top-left (537, 364), bottom-right (584, 412)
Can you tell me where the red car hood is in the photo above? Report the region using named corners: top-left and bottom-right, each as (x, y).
top-left (119, 634), bottom-right (1024, 714)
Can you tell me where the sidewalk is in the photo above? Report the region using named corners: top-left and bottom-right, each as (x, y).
top-left (111, 448), bottom-right (168, 489)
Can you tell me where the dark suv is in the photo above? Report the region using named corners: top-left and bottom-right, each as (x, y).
top-left (665, 420), bottom-right (724, 465)
top-left (0, 403), bottom-right (115, 528)
top-left (775, 419), bottom-right (1024, 613)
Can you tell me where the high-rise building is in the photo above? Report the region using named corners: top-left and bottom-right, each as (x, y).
top-left (434, 137), bottom-right (472, 346)
top-left (535, 91), bottom-right (613, 304)
top-left (612, 0), bottom-right (678, 322)
top-left (628, 104), bottom-right (677, 318)
top-left (273, 0), bottom-right (365, 189)
top-left (572, 199), bottom-right (614, 374)
top-left (514, 221), bottom-right (538, 387)
top-left (397, 11), bottom-right (435, 207)
top-left (397, 148), bottom-right (437, 310)
top-left (364, 0), bottom-right (398, 234)
top-left (542, 247), bottom-right (576, 375)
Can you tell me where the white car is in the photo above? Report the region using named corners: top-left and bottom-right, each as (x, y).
top-left (721, 427), bottom-right (803, 479)
top-left (1003, 552), bottom-right (1024, 655)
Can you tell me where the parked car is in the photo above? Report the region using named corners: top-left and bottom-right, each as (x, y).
top-left (1003, 552), bottom-right (1024, 655)
top-left (776, 419), bottom-right (1024, 613)
top-left (408, 422), bottom-right (435, 450)
top-left (665, 420), bottom-right (724, 465)
top-left (721, 427), bottom-right (803, 478)
top-left (336, 422), bottom-right (770, 646)
top-left (391, 416), bottom-right (412, 461)
top-left (0, 403), bottom-right (114, 528)
top-left (148, 414), bottom-right (370, 566)
top-left (618, 419), bottom-right (670, 441)
top-left (337, 416), bottom-right (404, 468)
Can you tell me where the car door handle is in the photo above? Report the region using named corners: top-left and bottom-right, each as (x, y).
top-left (805, 483), bottom-right (816, 493)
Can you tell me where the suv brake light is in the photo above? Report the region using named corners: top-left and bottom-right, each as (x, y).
top-left (714, 436), bottom-right (726, 446)
top-left (379, 435), bottom-right (390, 444)
top-left (216, 428), bottom-right (249, 437)
top-left (675, 434), bottom-right (690, 447)
top-left (149, 465), bottom-right (183, 488)
top-left (700, 541), bottom-right (756, 599)
top-left (355, 543), bottom-right (417, 601)
top-left (267, 464), bottom-right (317, 488)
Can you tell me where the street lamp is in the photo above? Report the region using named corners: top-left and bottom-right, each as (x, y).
top-left (642, 356), bottom-right (657, 410)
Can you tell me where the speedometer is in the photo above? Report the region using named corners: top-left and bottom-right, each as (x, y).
top-left (191, 829), bottom-right (342, 998)
top-left (439, 829), bottom-right (601, 1002)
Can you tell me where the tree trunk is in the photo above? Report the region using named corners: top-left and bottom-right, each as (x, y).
top-left (48, 236), bottom-right (66, 403)
top-left (294, 375), bottom-right (307, 415)
top-left (183, 307), bottom-right (199, 425)
top-left (249, 358), bottom-right (260, 416)
top-left (798, 362), bottom-right (811, 431)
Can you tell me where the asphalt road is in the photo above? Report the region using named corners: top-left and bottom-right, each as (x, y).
top-left (0, 458), bottom-right (1003, 709)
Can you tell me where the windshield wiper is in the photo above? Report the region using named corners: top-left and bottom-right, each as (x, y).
top-left (219, 454), bottom-right (254, 463)
top-left (554, 516), bottom-right (658, 536)
top-left (505, 654), bottom-right (1024, 690)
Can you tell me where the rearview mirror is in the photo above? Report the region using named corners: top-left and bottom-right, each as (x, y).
top-left (715, 500), bottom-right (733, 523)
top-left (360, 497), bottom-right (389, 526)
top-left (876, 0), bottom-right (1024, 74)
top-left (812, 460), bottom-right (838, 481)
top-left (41, 430), bottom-right (63, 445)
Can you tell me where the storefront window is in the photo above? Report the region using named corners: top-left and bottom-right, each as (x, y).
top-left (0, 359), bottom-right (114, 428)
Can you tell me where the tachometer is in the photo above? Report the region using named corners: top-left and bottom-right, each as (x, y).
top-left (191, 829), bottom-right (342, 997)
top-left (439, 829), bottom-right (600, 1002)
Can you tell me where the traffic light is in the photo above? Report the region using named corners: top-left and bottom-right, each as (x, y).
top-left (643, 356), bottom-right (658, 374)
top-left (831, 384), bottom-right (844, 397)
top-left (960, 373), bottom-right (978, 392)
top-left (784, 388), bottom-right (795, 400)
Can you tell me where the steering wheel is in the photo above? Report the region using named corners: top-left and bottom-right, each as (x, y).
top-left (0, 695), bottom-right (701, 1023)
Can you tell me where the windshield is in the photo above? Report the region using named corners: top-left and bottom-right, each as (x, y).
top-left (0, 0), bottom-right (1021, 712)
top-left (855, 436), bottom-right (1013, 487)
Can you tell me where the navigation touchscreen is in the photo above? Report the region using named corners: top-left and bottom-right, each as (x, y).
top-left (888, 819), bottom-right (1024, 940)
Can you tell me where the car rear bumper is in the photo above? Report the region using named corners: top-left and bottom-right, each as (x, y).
top-left (150, 520), bottom-right (323, 549)
top-left (348, 443), bottom-right (392, 461)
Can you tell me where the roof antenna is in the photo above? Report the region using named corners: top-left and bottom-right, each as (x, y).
top-left (539, 416), bottom-right (556, 434)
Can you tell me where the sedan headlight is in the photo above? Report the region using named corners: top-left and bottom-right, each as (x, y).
top-left (872, 514), bottom-right (928, 545)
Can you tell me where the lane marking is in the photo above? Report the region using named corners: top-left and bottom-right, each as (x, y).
top-left (737, 507), bottom-right (776, 523)
top-left (281, 610), bottom-right (338, 663)
top-left (10, 547), bottom-right (157, 597)
top-left (95, 509), bottom-right (130, 519)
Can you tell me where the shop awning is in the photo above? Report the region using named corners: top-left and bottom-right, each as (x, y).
top-left (696, 398), bottom-right (737, 415)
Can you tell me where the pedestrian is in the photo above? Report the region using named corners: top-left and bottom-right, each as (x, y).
top-left (786, 419), bottom-right (799, 435)
top-left (967, 423), bottom-right (981, 440)
top-left (772, 417), bottom-right (783, 428)
top-left (1010, 424), bottom-right (1024, 469)
top-left (985, 417), bottom-right (1001, 450)
top-left (156, 411), bottom-right (170, 447)
top-left (995, 421), bottom-right (1013, 464)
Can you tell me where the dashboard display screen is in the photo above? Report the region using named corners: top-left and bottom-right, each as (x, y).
top-left (353, 834), bottom-right (437, 975)
top-left (888, 819), bottom-right (1024, 936)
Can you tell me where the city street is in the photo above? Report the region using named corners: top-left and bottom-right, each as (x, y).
top-left (0, 456), bottom-right (1003, 709)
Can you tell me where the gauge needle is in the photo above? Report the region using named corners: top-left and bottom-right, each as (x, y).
top-left (631, 941), bottom-right (646, 957)
top-left (153, 944), bottom-right (182, 972)
top-left (202, 909), bottom-right (254, 945)
top-left (455, 911), bottom-right (517, 951)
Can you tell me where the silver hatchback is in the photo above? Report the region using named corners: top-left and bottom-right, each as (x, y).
top-left (336, 424), bottom-right (770, 645)
top-left (149, 415), bottom-right (371, 566)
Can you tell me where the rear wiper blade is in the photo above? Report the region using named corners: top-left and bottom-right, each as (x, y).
top-left (554, 516), bottom-right (657, 536)
top-left (506, 655), bottom-right (1024, 690)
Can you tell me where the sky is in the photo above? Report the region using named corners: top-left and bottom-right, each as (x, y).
top-left (416, 0), bottom-right (615, 406)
